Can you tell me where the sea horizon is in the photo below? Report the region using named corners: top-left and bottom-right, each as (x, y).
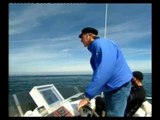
top-left (9, 73), bottom-right (152, 98)
top-left (9, 72), bottom-right (152, 77)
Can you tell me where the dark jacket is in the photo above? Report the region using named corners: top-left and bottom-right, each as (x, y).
top-left (125, 86), bottom-right (146, 117)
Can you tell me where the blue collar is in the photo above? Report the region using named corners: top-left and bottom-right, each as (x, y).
top-left (88, 37), bottom-right (100, 52)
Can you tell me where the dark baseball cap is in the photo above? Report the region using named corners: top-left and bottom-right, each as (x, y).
top-left (133, 71), bottom-right (143, 81)
top-left (79, 27), bottom-right (98, 38)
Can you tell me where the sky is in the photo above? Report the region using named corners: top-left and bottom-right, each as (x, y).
top-left (9, 3), bottom-right (152, 75)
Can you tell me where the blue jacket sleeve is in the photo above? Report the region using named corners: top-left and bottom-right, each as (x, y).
top-left (85, 41), bottom-right (117, 99)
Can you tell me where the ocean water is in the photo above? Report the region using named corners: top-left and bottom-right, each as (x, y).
top-left (9, 73), bottom-right (152, 97)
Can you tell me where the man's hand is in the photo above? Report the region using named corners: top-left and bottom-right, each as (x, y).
top-left (77, 98), bottom-right (90, 111)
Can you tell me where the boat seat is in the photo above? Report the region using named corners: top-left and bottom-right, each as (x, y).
top-left (133, 100), bottom-right (152, 117)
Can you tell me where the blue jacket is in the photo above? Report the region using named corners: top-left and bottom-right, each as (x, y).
top-left (85, 37), bottom-right (132, 99)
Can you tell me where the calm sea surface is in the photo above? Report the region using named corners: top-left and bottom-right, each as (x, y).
top-left (9, 73), bottom-right (152, 97)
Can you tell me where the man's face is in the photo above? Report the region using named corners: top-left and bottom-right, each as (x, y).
top-left (131, 77), bottom-right (137, 86)
top-left (80, 33), bottom-right (91, 47)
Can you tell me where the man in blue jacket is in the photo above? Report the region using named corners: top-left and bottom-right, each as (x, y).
top-left (77, 27), bottom-right (132, 117)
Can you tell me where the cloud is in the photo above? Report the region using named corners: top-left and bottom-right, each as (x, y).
top-left (9, 4), bottom-right (75, 35)
top-left (9, 33), bottom-right (91, 75)
top-left (122, 48), bottom-right (151, 58)
top-left (9, 4), bottom-right (151, 75)
top-left (99, 17), bottom-right (151, 46)
top-left (9, 55), bottom-right (92, 75)
top-left (128, 60), bottom-right (151, 73)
